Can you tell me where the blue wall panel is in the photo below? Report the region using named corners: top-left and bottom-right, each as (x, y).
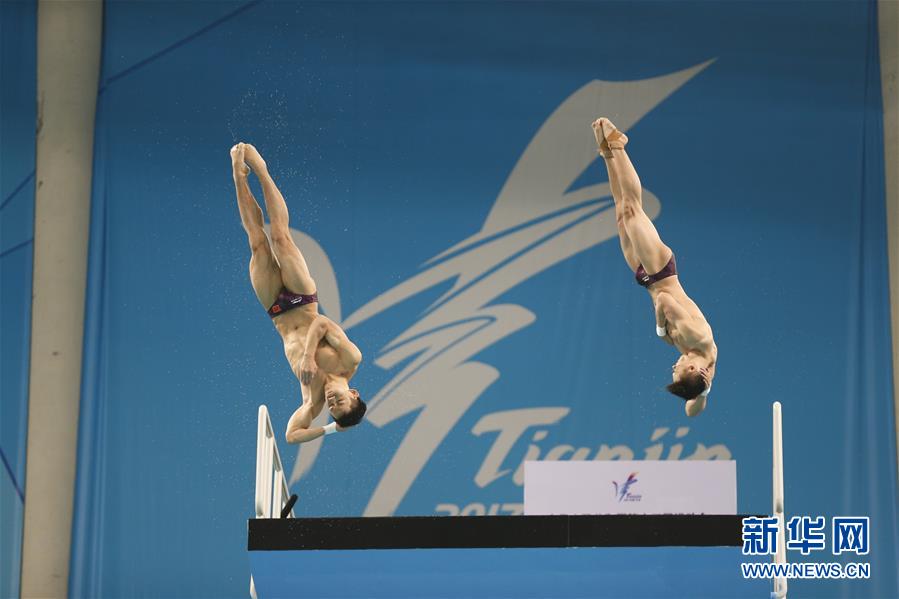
top-left (0, 1), bottom-right (36, 597)
top-left (250, 547), bottom-right (771, 598)
top-left (71, 1), bottom-right (897, 597)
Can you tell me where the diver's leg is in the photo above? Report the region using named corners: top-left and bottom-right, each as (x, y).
top-left (593, 120), bottom-right (640, 271)
top-left (243, 144), bottom-right (316, 295)
top-left (231, 143), bottom-right (282, 307)
top-left (595, 119), bottom-right (671, 274)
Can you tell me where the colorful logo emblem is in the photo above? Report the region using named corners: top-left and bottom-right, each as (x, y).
top-left (613, 472), bottom-right (641, 502)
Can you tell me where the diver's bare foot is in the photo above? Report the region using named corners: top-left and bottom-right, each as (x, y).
top-left (243, 144), bottom-right (267, 174)
top-left (591, 119), bottom-right (605, 145)
top-left (592, 119), bottom-right (612, 157)
top-left (597, 117), bottom-right (628, 151)
top-left (230, 143), bottom-right (249, 178)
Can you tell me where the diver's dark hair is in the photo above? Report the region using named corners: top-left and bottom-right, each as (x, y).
top-left (335, 393), bottom-right (367, 428)
top-left (666, 371), bottom-right (707, 401)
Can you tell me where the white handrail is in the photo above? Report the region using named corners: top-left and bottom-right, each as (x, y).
top-left (255, 404), bottom-right (294, 518)
top-left (252, 405), bottom-right (295, 598)
top-left (772, 401), bottom-right (788, 599)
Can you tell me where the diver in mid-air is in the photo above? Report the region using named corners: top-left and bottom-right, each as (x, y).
top-left (230, 142), bottom-right (366, 442)
top-left (592, 118), bottom-right (717, 416)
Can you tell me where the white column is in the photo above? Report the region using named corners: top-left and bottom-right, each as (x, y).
top-left (880, 0), bottom-right (898, 485)
top-left (20, 1), bottom-right (102, 597)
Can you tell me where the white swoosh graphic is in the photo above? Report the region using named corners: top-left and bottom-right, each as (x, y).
top-left (289, 61), bottom-right (715, 514)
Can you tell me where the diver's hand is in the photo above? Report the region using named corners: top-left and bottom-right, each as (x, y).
top-left (300, 354), bottom-right (318, 385)
top-left (699, 367), bottom-right (711, 388)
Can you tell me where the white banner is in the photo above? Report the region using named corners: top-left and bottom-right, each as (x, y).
top-left (523, 460), bottom-right (736, 515)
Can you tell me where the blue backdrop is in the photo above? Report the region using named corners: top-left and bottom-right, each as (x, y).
top-left (0, 1), bottom-right (35, 597)
top-left (71, 1), bottom-right (897, 597)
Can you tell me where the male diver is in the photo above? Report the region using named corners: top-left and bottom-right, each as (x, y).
top-left (592, 118), bottom-right (717, 416)
top-left (230, 142), bottom-right (366, 442)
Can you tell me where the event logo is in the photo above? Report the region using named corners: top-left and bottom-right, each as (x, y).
top-left (613, 472), bottom-right (641, 502)
top-left (287, 60), bottom-right (718, 516)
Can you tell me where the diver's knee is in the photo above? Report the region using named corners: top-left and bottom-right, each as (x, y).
top-left (619, 200), bottom-right (642, 221)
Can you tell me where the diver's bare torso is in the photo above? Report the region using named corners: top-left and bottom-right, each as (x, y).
top-left (272, 304), bottom-right (318, 379)
top-left (647, 275), bottom-right (717, 416)
top-left (271, 306), bottom-right (358, 426)
top-left (646, 276), bottom-right (715, 357)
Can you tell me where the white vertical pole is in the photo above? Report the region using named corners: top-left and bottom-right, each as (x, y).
top-left (772, 402), bottom-right (787, 599)
top-left (878, 0), bottom-right (899, 488)
top-left (21, 2), bottom-right (102, 597)
top-left (255, 406), bottom-right (270, 517)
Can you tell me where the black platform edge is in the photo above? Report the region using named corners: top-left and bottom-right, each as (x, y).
top-left (248, 515), bottom-right (761, 551)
